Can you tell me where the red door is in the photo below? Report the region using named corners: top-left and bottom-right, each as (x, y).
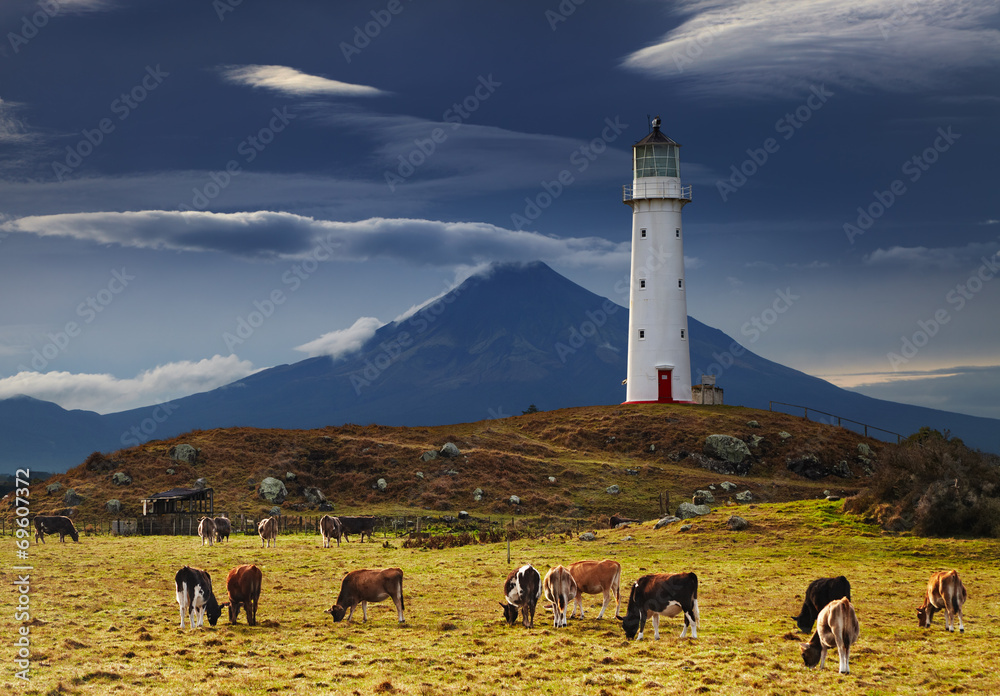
top-left (658, 369), bottom-right (672, 403)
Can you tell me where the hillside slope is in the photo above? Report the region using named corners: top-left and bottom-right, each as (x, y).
top-left (22, 404), bottom-right (884, 523)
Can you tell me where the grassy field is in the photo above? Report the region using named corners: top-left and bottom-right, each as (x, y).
top-left (6, 500), bottom-right (999, 696)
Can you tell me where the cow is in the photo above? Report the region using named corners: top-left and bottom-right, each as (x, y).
top-left (320, 514), bottom-right (342, 548)
top-left (174, 565), bottom-right (222, 630)
top-left (917, 569), bottom-right (967, 633)
top-left (197, 517), bottom-right (216, 546)
top-left (338, 515), bottom-right (376, 542)
top-left (543, 565), bottom-right (577, 628)
top-left (609, 514), bottom-right (640, 528)
top-left (500, 564), bottom-right (542, 628)
top-left (214, 517), bottom-right (231, 543)
top-left (258, 517), bottom-right (277, 548)
top-left (800, 597), bottom-right (860, 674)
top-left (220, 564), bottom-right (262, 626)
top-left (621, 572), bottom-right (699, 640)
top-left (325, 568), bottom-right (405, 624)
top-left (793, 576), bottom-right (852, 633)
top-left (568, 559), bottom-right (622, 619)
top-left (33, 515), bottom-right (79, 543)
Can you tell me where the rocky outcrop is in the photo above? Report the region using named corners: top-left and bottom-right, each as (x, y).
top-left (258, 477), bottom-right (288, 504)
top-left (168, 444), bottom-right (199, 464)
top-left (112, 472), bottom-right (132, 486)
top-left (704, 434), bottom-right (751, 464)
top-left (439, 442), bottom-right (461, 458)
top-left (677, 502), bottom-right (711, 519)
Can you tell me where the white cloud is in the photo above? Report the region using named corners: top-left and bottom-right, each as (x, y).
top-left (294, 316), bottom-right (383, 359)
top-left (863, 239), bottom-right (1000, 268)
top-left (0, 99), bottom-right (33, 143)
top-left (0, 355), bottom-right (259, 413)
top-left (1, 210), bottom-right (631, 267)
top-left (623, 0), bottom-right (1000, 97)
top-left (219, 65), bottom-right (386, 97)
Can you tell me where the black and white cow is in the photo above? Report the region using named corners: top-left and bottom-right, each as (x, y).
top-left (174, 565), bottom-right (222, 630)
top-left (500, 564), bottom-right (542, 628)
top-left (793, 576), bottom-right (852, 633)
top-left (621, 572), bottom-right (699, 640)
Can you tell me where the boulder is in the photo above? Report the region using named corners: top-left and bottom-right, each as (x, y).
top-left (193, 477), bottom-right (208, 490)
top-left (720, 481), bottom-right (737, 492)
top-left (606, 485), bottom-right (621, 495)
top-left (746, 420), bottom-right (760, 428)
top-left (416, 472), bottom-right (424, 479)
top-left (548, 476), bottom-right (556, 483)
top-left (63, 489), bottom-right (83, 506)
top-left (166, 468), bottom-right (176, 475)
top-left (786, 454), bottom-right (831, 480)
top-left (679, 524), bottom-right (693, 532)
top-left (376, 478), bottom-right (388, 491)
top-left (258, 477), bottom-right (288, 504)
top-left (858, 443), bottom-right (873, 457)
top-left (726, 515), bottom-right (749, 531)
top-left (579, 532), bottom-right (596, 541)
top-left (285, 471), bottom-right (297, 481)
top-left (268, 506), bottom-right (282, 517)
top-left (458, 511), bottom-right (469, 520)
top-left (473, 488), bottom-right (484, 502)
top-left (654, 515), bottom-right (681, 529)
top-left (749, 435), bottom-right (764, 449)
top-left (694, 489), bottom-right (716, 504)
top-left (106, 499), bottom-right (122, 514)
top-left (703, 434), bottom-right (751, 465)
top-left (420, 450), bottom-right (439, 462)
top-left (318, 501), bottom-right (334, 512)
top-left (168, 444), bottom-right (199, 464)
top-left (825, 495), bottom-right (841, 502)
top-left (778, 431), bottom-right (792, 441)
top-left (676, 502), bottom-right (711, 519)
top-left (303, 487), bottom-right (326, 505)
top-left (833, 460), bottom-right (853, 478)
top-left (735, 490), bottom-right (754, 503)
top-left (46, 482), bottom-right (62, 494)
top-left (439, 442), bottom-right (461, 458)
top-left (112, 472), bottom-right (132, 486)
top-left (508, 495), bottom-right (521, 505)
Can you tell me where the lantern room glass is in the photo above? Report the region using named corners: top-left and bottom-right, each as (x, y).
top-left (634, 143), bottom-right (678, 178)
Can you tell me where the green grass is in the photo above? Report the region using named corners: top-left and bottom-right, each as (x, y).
top-left (6, 500), bottom-right (999, 695)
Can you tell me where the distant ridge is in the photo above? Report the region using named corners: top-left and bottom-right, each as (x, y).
top-left (1, 261), bottom-right (996, 473)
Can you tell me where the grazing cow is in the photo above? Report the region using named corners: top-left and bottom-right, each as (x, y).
top-left (258, 517), bottom-right (277, 548)
top-left (214, 517), bottom-right (231, 543)
top-left (793, 576), bottom-right (852, 633)
top-left (543, 565), bottom-right (577, 628)
top-left (917, 570), bottom-right (967, 633)
top-left (568, 559), bottom-right (622, 619)
top-left (220, 564), bottom-right (262, 626)
top-left (801, 597), bottom-right (860, 674)
top-left (33, 515), bottom-right (79, 543)
top-left (325, 568), bottom-right (405, 623)
top-left (500, 564), bottom-right (542, 628)
top-left (320, 514), bottom-right (342, 548)
top-left (338, 515), bottom-right (376, 542)
top-left (174, 566), bottom-right (222, 630)
top-left (609, 514), bottom-right (640, 528)
top-left (621, 572), bottom-right (699, 640)
top-left (197, 517), bottom-right (216, 546)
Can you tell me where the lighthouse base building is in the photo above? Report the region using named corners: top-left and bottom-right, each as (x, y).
top-left (623, 117), bottom-right (693, 404)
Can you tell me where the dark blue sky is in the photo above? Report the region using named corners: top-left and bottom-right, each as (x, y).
top-left (1, 0), bottom-right (998, 420)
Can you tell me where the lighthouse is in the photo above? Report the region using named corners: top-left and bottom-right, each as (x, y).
top-left (623, 116), bottom-right (692, 404)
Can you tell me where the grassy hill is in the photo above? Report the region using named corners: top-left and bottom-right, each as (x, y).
top-left (21, 404), bottom-right (883, 524)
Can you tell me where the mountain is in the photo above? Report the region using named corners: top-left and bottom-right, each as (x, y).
top-left (2, 261), bottom-right (997, 474)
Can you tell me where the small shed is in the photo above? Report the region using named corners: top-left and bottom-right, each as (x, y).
top-left (139, 487), bottom-right (214, 535)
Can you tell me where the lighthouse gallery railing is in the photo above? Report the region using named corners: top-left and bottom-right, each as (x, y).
top-left (623, 183), bottom-right (692, 202)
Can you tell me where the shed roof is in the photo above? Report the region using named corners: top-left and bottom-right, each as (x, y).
top-left (141, 487), bottom-right (213, 501)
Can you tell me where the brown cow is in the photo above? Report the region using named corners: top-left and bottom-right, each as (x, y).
top-left (220, 564), bottom-right (262, 626)
top-left (325, 568), bottom-right (405, 624)
top-left (258, 517), bottom-right (277, 548)
top-left (543, 565), bottom-right (577, 628)
top-left (801, 597), bottom-right (860, 674)
top-left (214, 516), bottom-right (231, 543)
top-left (917, 570), bottom-right (967, 633)
top-left (568, 559), bottom-right (622, 619)
top-left (320, 514), bottom-right (342, 548)
top-left (197, 517), bottom-right (216, 546)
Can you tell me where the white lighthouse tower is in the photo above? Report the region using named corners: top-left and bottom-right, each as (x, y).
top-left (623, 116), bottom-right (692, 404)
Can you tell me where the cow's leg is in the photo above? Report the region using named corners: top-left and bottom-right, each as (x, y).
top-left (393, 585), bottom-right (405, 623)
top-left (177, 590), bottom-right (187, 628)
top-left (817, 646), bottom-right (828, 671)
top-left (596, 588), bottom-right (611, 619)
top-left (838, 641), bottom-right (850, 674)
top-left (573, 591), bottom-right (584, 619)
top-left (685, 599), bottom-right (699, 638)
top-left (361, 601), bottom-right (369, 622)
top-left (651, 612), bottom-right (661, 640)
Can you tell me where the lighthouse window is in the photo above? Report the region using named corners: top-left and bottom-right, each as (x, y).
top-left (639, 279), bottom-right (646, 289)
top-left (638, 329), bottom-right (646, 340)
top-left (678, 279), bottom-right (683, 288)
top-left (640, 228), bottom-right (647, 239)
top-left (680, 329), bottom-right (686, 339)
top-left (634, 143), bottom-right (679, 178)
top-left (675, 228), bottom-right (680, 238)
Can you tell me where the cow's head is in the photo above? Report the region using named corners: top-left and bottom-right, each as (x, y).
top-left (69, 527), bottom-right (80, 542)
top-left (916, 604), bottom-right (935, 628)
top-left (499, 602), bottom-right (519, 626)
top-left (620, 612), bottom-right (641, 640)
top-left (800, 641), bottom-right (822, 668)
top-left (325, 604), bottom-right (347, 622)
top-left (206, 597), bottom-right (223, 627)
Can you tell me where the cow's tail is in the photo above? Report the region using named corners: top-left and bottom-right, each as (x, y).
top-left (399, 575), bottom-right (405, 612)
